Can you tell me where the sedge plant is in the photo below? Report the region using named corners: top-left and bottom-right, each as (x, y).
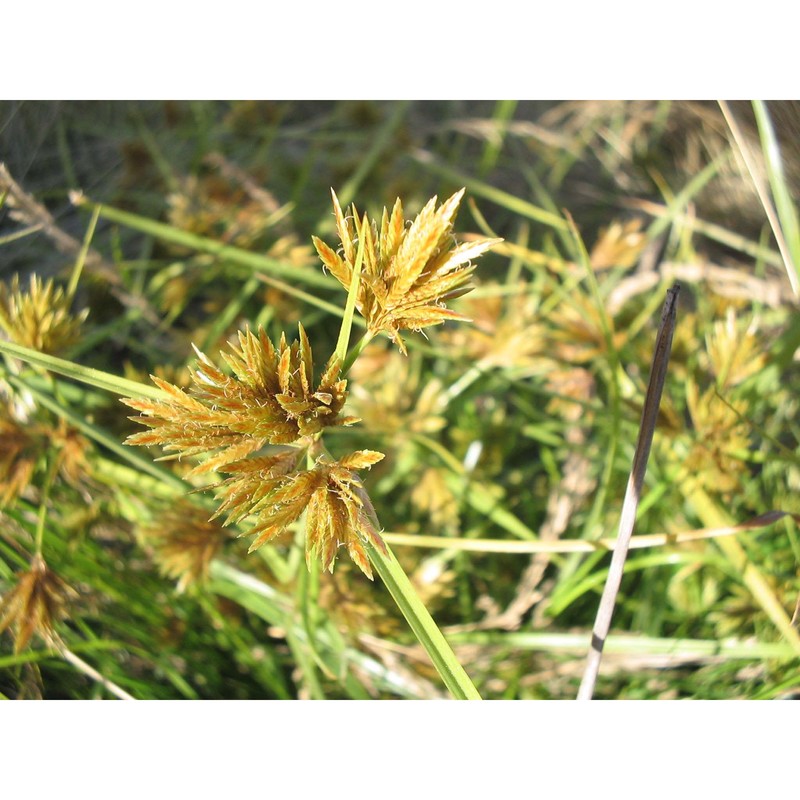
top-left (4, 101), bottom-right (799, 701)
top-left (119, 188), bottom-right (501, 699)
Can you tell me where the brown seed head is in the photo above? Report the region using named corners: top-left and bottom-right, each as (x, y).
top-left (0, 555), bottom-right (77, 652)
top-left (215, 449), bottom-right (386, 578)
top-left (138, 502), bottom-right (230, 592)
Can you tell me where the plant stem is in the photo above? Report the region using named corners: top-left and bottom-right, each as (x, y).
top-left (365, 532), bottom-right (482, 700)
top-left (578, 285), bottom-right (680, 700)
top-left (34, 457), bottom-right (59, 557)
top-left (319, 441), bottom-right (481, 699)
top-left (0, 339), bottom-right (165, 399)
top-left (59, 646), bottom-right (136, 700)
top-left (67, 202), bottom-right (101, 301)
top-left (341, 329), bottom-right (375, 376)
top-left (334, 216), bottom-right (367, 366)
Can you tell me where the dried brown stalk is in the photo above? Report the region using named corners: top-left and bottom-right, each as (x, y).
top-left (577, 284), bottom-right (680, 700)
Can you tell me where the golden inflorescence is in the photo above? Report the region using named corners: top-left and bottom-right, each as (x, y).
top-left (0, 274), bottom-right (88, 355)
top-left (313, 188), bottom-right (502, 354)
top-left (123, 189), bottom-right (500, 578)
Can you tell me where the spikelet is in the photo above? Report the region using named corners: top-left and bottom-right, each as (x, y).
top-left (0, 555), bottom-right (77, 652)
top-left (0, 274), bottom-right (88, 354)
top-left (313, 189), bottom-right (502, 353)
top-left (137, 502), bottom-right (231, 592)
top-left (214, 450), bottom-right (386, 579)
top-left (122, 324), bottom-right (357, 475)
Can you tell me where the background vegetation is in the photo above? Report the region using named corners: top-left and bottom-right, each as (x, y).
top-left (1, 100), bottom-right (799, 699)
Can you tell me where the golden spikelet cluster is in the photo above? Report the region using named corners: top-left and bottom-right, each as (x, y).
top-left (0, 274), bottom-right (88, 354)
top-left (312, 189), bottom-right (502, 353)
top-left (138, 503), bottom-right (230, 592)
top-left (704, 308), bottom-right (766, 390)
top-left (444, 288), bottom-right (549, 371)
top-left (123, 327), bottom-right (385, 576)
top-left (212, 449), bottom-right (386, 578)
top-left (683, 380), bottom-right (750, 494)
top-left (589, 219), bottom-right (647, 271)
top-left (547, 292), bottom-right (626, 364)
top-left (0, 408), bottom-right (91, 506)
top-left (122, 324), bottom-right (357, 475)
top-left (123, 189), bottom-right (497, 578)
top-left (0, 413), bottom-right (37, 506)
top-left (0, 555), bottom-right (77, 652)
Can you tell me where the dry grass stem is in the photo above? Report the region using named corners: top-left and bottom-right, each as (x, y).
top-left (578, 285), bottom-right (680, 700)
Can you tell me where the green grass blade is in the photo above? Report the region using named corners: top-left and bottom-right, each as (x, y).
top-left (478, 100), bottom-right (518, 177)
top-left (752, 100), bottom-right (800, 296)
top-left (0, 339), bottom-right (165, 399)
top-left (410, 148), bottom-right (569, 231)
top-left (73, 195), bottom-right (334, 291)
top-left (449, 630), bottom-right (798, 661)
top-left (365, 537), bottom-right (482, 700)
top-left (331, 101), bottom-right (412, 222)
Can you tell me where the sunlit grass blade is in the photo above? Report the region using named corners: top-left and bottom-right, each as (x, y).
top-left (364, 534), bottom-right (482, 700)
top-left (382, 510), bottom-right (799, 554)
top-left (645, 155), bottom-right (727, 241)
top-left (410, 147), bottom-right (569, 231)
top-left (478, 100), bottom-right (517, 177)
top-left (72, 193), bottom-right (334, 291)
top-left (0, 339), bottom-right (165, 399)
top-left (752, 100), bottom-right (800, 297)
top-left (67, 202), bottom-right (101, 300)
top-left (208, 561), bottom-right (427, 698)
top-left (448, 630), bottom-right (798, 662)
top-left (319, 101), bottom-right (411, 232)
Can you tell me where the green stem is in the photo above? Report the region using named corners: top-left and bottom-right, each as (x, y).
top-left (318, 440), bottom-right (481, 698)
top-left (334, 216), bottom-right (367, 365)
top-left (34, 457), bottom-right (59, 557)
top-left (67, 202), bottom-right (101, 301)
top-left (341, 329), bottom-right (375, 376)
top-left (73, 195), bottom-right (334, 291)
top-left (365, 533), bottom-right (482, 700)
top-left (0, 339), bottom-right (164, 400)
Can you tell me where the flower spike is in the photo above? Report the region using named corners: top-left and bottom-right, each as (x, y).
top-left (313, 189), bottom-right (502, 353)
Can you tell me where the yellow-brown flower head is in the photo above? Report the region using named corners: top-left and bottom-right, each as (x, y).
top-left (0, 411), bottom-right (37, 506)
top-left (312, 189), bottom-right (502, 353)
top-left (0, 555), bottom-right (77, 652)
top-left (0, 274), bottom-right (88, 354)
top-left (0, 408), bottom-right (91, 506)
top-left (138, 502), bottom-right (230, 592)
top-left (682, 380), bottom-right (750, 494)
top-left (122, 325), bottom-right (357, 475)
top-left (704, 308), bottom-right (766, 390)
top-left (213, 449), bottom-right (386, 578)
